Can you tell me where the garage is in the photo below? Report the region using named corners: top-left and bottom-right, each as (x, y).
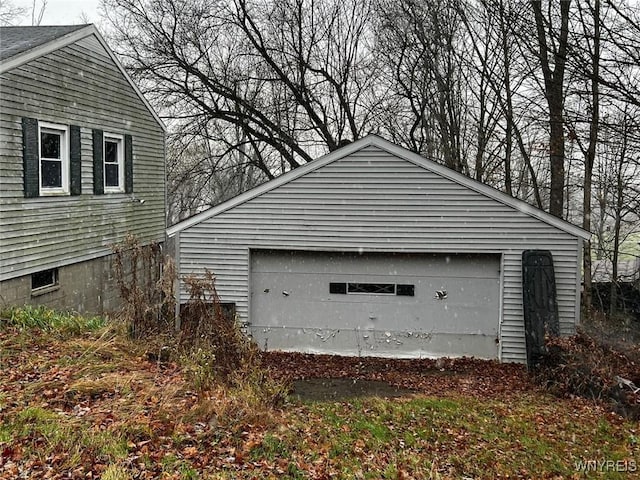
top-left (250, 250), bottom-right (501, 358)
top-left (168, 135), bottom-right (589, 363)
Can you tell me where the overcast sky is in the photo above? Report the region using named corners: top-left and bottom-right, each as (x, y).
top-left (12, 0), bottom-right (102, 26)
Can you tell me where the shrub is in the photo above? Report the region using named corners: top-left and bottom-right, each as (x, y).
top-left (111, 234), bottom-right (175, 338)
top-left (533, 329), bottom-right (640, 419)
top-left (178, 271), bottom-right (260, 385)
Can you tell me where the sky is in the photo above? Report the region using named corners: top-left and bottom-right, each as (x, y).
top-left (12, 0), bottom-right (102, 26)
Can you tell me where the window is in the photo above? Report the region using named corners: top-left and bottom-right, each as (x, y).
top-left (92, 130), bottom-right (133, 195)
top-left (103, 134), bottom-right (124, 192)
top-left (396, 284), bottom-right (415, 296)
top-left (348, 283), bottom-right (396, 294)
top-left (39, 123), bottom-right (69, 195)
top-left (31, 268), bottom-right (59, 293)
top-left (329, 282), bottom-right (415, 296)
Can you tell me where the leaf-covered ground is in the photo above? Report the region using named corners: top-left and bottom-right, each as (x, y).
top-left (1, 322), bottom-right (638, 479)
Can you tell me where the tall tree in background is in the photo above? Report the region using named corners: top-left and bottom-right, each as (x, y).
top-left (591, 107), bottom-right (640, 313)
top-left (103, 0), bottom-right (640, 299)
top-left (531, 0), bottom-right (572, 218)
top-left (566, 0), bottom-right (602, 310)
top-left (102, 0), bottom-right (380, 171)
top-left (376, 0), bottom-right (469, 173)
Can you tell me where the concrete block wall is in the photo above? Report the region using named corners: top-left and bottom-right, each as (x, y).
top-left (0, 254), bottom-right (123, 315)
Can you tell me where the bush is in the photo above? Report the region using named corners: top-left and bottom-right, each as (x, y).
top-left (111, 236), bottom-right (286, 401)
top-left (111, 234), bottom-right (175, 338)
top-left (533, 329), bottom-right (640, 419)
top-left (178, 271), bottom-right (260, 385)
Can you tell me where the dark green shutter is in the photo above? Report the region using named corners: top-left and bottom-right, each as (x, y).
top-left (92, 129), bottom-right (104, 195)
top-left (22, 117), bottom-right (39, 198)
top-left (124, 134), bottom-right (133, 194)
top-left (70, 125), bottom-right (81, 195)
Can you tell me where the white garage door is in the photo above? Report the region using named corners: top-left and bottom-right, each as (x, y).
top-left (249, 250), bottom-right (501, 359)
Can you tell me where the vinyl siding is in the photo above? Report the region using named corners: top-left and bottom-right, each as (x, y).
top-left (0, 34), bottom-right (165, 281)
top-left (176, 145), bottom-right (582, 363)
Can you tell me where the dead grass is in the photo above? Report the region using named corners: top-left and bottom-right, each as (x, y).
top-left (0, 309), bottom-right (638, 479)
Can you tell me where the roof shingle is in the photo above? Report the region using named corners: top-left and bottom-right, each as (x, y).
top-left (0, 25), bottom-right (88, 62)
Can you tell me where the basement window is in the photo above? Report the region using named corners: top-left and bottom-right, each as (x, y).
top-left (31, 268), bottom-right (59, 294)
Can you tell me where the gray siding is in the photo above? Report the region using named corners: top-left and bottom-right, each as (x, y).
top-left (176, 145), bottom-right (582, 364)
top-left (0, 34), bottom-right (165, 282)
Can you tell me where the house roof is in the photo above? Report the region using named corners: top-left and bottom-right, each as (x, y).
top-left (167, 135), bottom-right (591, 241)
top-left (0, 25), bottom-right (87, 61)
top-left (0, 24), bottom-right (166, 132)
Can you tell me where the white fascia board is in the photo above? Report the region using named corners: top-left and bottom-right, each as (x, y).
top-left (90, 28), bottom-right (167, 133)
top-left (167, 135), bottom-right (591, 241)
top-left (0, 25), bottom-right (166, 133)
top-left (1, 25), bottom-right (95, 73)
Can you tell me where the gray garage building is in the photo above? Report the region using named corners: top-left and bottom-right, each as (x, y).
top-left (167, 136), bottom-right (590, 363)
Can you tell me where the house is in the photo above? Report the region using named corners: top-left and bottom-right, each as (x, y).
top-left (592, 258), bottom-right (640, 285)
top-left (167, 135), bottom-right (590, 364)
top-left (0, 25), bottom-right (166, 314)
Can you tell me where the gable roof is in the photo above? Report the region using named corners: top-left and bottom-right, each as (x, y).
top-left (167, 135), bottom-right (591, 240)
top-left (0, 25), bottom-right (87, 61)
top-left (0, 24), bottom-right (166, 132)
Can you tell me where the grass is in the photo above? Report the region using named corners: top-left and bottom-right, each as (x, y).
top-left (0, 307), bottom-right (638, 479)
top-left (0, 305), bottom-right (105, 336)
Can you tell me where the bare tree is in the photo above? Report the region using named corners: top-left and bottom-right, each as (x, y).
top-left (530, 0), bottom-right (572, 218)
top-left (563, 0), bottom-right (604, 308)
top-left (591, 107), bottom-right (640, 313)
top-left (591, 0), bottom-right (640, 109)
top-left (375, 0), bottom-right (469, 173)
top-left (31, 0), bottom-right (46, 25)
top-left (102, 0), bottom-right (385, 220)
top-left (0, 0), bottom-right (26, 25)
top-left (102, 0), bottom-right (380, 168)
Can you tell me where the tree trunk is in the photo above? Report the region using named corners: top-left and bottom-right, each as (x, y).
top-left (582, 0), bottom-right (601, 312)
top-left (531, 0), bottom-right (571, 218)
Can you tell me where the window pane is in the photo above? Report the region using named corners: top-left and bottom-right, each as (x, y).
top-left (105, 163), bottom-right (119, 187)
top-left (32, 269), bottom-right (57, 290)
top-left (105, 140), bottom-right (118, 164)
top-left (41, 160), bottom-right (62, 187)
top-left (396, 284), bottom-right (415, 296)
top-left (347, 283), bottom-right (395, 294)
top-left (329, 282), bottom-right (347, 294)
top-left (41, 132), bottom-right (61, 159)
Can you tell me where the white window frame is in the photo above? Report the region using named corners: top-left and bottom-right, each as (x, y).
top-left (38, 122), bottom-right (69, 195)
top-left (103, 133), bottom-right (125, 193)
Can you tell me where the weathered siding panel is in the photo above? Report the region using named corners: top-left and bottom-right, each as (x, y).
top-left (176, 146), bottom-right (582, 363)
top-left (0, 34), bottom-right (165, 282)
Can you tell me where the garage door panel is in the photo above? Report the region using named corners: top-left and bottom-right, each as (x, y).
top-left (250, 250), bottom-right (501, 358)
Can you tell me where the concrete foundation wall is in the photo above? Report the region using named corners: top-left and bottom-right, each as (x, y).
top-left (0, 254), bottom-right (122, 315)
